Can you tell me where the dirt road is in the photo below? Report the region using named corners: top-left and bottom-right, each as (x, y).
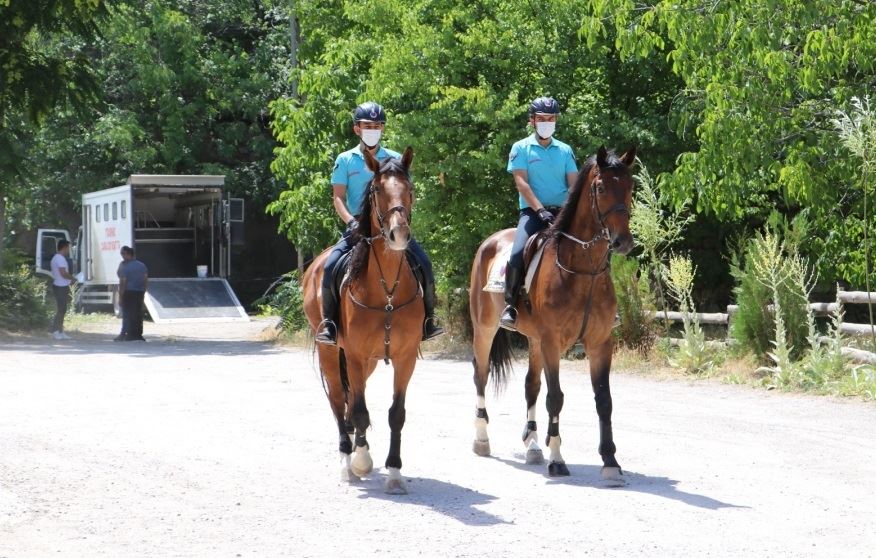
top-left (1, 320), bottom-right (874, 557)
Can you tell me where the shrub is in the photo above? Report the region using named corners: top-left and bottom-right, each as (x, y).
top-left (611, 253), bottom-right (655, 353)
top-left (666, 254), bottom-right (717, 374)
top-left (257, 270), bottom-right (308, 333)
top-left (0, 265), bottom-right (53, 331)
top-left (730, 231), bottom-right (811, 361)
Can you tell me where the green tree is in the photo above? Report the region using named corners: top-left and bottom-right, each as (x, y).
top-left (269, 0), bottom-right (688, 291)
top-left (582, 0), bottom-right (876, 288)
top-left (0, 0), bottom-right (109, 267)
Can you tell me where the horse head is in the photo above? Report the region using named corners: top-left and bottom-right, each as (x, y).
top-left (590, 145), bottom-right (636, 255)
top-left (363, 146), bottom-right (414, 251)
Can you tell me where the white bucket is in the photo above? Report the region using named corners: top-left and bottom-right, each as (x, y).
top-left (196, 265), bottom-right (208, 278)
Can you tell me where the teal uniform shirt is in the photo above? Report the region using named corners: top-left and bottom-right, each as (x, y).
top-left (331, 145), bottom-right (402, 215)
top-left (507, 135), bottom-right (577, 209)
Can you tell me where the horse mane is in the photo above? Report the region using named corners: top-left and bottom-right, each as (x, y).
top-left (549, 150), bottom-right (627, 241)
top-left (347, 156), bottom-right (411, 281)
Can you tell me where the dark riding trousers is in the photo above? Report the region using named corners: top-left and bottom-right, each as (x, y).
top-left (509, 207), bottom-right (560, 271)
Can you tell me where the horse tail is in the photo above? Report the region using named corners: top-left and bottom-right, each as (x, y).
top-left (488, 329), bottom-right (514, 393)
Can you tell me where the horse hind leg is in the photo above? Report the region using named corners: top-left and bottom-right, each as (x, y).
top-left (522, 340), bottom-right (544, 465)
top-left (472, 329), bottom-right (494, 457)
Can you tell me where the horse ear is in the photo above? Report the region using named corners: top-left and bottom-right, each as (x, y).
top-left (620, 145), bottom-right (637, 168)
top-left (401, 146), bottom-right (414, 171)
top-left (596, 145), bottom-right (608, 168)
top-left (363, 148), bottom-right (380, 174)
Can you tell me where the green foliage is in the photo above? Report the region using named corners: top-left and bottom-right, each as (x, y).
top-left (0, 266), bottom-right (52, 331)
top-left (630, 159), bottom-right (694, 314)
top-left (257, 271), bottom-right (308, 333)
top-left (4, 0), bottom-right (292, 236)
top-left (733, 231), bottom-right (812, 373)
top-left (666, 254), bottom-right (717, 374)
top-left (611, 253), bottom-right (655, 353)
top-left (582, 0), bottom-right (876, 288)
top-left (268, 0), bottom-right (687, 289)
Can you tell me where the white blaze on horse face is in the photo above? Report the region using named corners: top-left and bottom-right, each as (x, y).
top-left (382, 176), bottom-right (411, 251)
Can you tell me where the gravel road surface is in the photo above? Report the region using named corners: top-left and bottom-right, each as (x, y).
top-left (1, 319), bottom-right (874, 557)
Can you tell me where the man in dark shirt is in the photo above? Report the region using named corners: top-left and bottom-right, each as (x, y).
top-left (118, 246), bottom-right (148, 341)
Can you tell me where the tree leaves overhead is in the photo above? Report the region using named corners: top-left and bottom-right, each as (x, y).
top-left (269, 0), bottom-right (685, 287)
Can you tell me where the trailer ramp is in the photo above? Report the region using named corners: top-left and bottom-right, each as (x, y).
top-left (144, 278), bottom-right (249, 323)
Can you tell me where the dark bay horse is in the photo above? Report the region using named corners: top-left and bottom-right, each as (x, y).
top-left (469, 146), bottom-right (635, 483)
top-left (302, 147), bottom-right (424, 494)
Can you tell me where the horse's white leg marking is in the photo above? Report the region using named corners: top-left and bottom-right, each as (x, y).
top-left (547, 434), bottom-right (564, 464)
top-left (350, 445), bottom-right (373, 477)
top-left (473, 396), bottom-right (491, 456)
top-left (524, 405), bottom-right (543, 464)
top-left (384, 467), bottom-right (407, 495)
top-left (340, 452), bottom-right (360, 483)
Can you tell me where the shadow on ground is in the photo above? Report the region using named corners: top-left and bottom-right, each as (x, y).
top-left (354, 471), bottom-right (510, 526)
top-left (0, 331), bottom-right (283, 358)
top-left (494, 455), bottom-right (747, 511)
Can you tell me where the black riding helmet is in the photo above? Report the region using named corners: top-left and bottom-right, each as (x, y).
top-left (528, 96), bottom-right (560, 116)
top-left (353, 101), bottom-right (386, 123)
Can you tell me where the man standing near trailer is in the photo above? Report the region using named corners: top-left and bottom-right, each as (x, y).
top-left (119, 246), bottom-right (148, 341)
top-left (50, 239), bottom-right (76, 340)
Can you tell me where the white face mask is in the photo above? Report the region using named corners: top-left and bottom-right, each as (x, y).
top-left (535, 121), bottom-right (556, 139)
top-left (360, 129), bottom-right (382, 147)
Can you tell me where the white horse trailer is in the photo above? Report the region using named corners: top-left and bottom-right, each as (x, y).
top-left (36, 175), bottom-right (248, 323)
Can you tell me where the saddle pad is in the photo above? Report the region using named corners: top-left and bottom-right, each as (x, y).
top-left (483, 244), bottom-right (512, 293)
top-left (482, 241), bottom-right (547, 294)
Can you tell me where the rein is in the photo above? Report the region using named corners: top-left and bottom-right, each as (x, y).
top-left (551, 169), bottom-right (626, 339)
top-left (349, 176), bottom-right (418, 365)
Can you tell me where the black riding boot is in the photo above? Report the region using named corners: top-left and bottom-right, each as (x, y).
top-left (499, 266), bottom-right (524, 331)
top-left (315, 286), bottom-right (339, 345)
top-left (421, 271), bottom-right (445, 341)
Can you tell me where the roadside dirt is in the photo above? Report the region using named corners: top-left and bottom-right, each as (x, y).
top-left (1, 319), bottom-right (874, 557)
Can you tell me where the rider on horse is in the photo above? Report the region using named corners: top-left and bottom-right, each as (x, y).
top-left (499, 96), bottom-right (579, 331)
top-left (315, 101), bottom-right (444, 345)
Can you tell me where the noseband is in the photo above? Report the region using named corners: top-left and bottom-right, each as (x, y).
top-left (368, 175), bottom-right (413, 240)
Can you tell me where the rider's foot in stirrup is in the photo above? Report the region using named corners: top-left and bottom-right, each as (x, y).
top-left (315, 320), bottom-right (338, 345)
top-left (499, 305), bottom-right (518, 331)
top-left (422, 317), bottom-right (445, 341)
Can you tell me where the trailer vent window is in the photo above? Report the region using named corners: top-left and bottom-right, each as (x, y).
top-left (121, 200), bottom-right (127, 219)
top-left (96, 205), bottom-right (101, 223)
top-left (112, 202), bottom-right (118, 221)
top-left (104, 203), bottom-right (109, 222)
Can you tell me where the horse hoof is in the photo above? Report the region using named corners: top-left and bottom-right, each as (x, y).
top-left (384, 468), bottom-right (408, 495)
top-left (601, 466), bottom-right (625, 487)
top-left (472, 439), bottom-right (491, 457)
top-left (525, 448), bottom-right (544, 465)
top-left (548, 461), bottom-right (570, 477)
top-left (340, 467), bottom-right (360, 483)
top-left (350, 449), bottom-right (373, 477)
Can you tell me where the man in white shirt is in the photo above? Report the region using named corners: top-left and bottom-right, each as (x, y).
top-left (50, 239), bottom-right (76, 340)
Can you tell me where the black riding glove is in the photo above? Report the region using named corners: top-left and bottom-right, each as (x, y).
top-left (537, 208), bottom-right (555, 225)
top-left (347, 218), bottom-right (359, 231)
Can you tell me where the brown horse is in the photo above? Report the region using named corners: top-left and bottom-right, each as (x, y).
top-left (469, 146), bottom-right (635, 484)
top-left (302, 147), bottom-right (424, 494)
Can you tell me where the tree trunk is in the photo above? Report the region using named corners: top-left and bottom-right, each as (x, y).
top-left (0, 195), bottom-right (6, 271)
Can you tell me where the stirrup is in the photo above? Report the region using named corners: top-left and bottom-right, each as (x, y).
top-left (315, 319), bottom-right (338, 345)
top-left (499, 305), bottom-right (518, 332)
top-left (422, 317), bottom-right (445, 341)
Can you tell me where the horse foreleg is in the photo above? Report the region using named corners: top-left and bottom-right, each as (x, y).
top-left (522, 338), bottom-right (544, 464)
top-left (589, 340), bottom-right (624, 486)
top-left (542, 342), bottom-right (569, 476)
top-left (385, 353), bottom-right (416, 495)
top-left (317, 345), bottom-right (357, 482)
top-left (471, 328), bottom-right (494, 457)
top-left (347, 359), bottom-right (374, 479)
